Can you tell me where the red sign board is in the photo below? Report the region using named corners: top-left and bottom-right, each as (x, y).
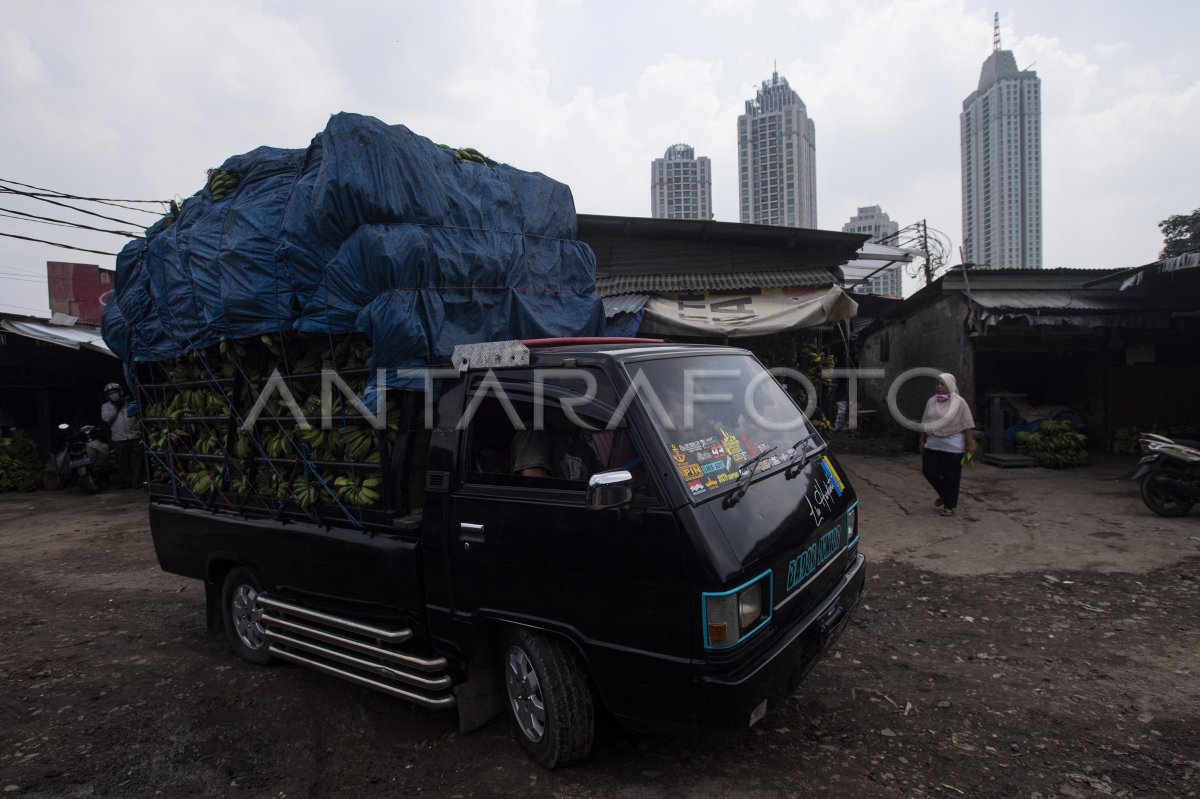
top-left (47, 262), bottom-right (114, 325)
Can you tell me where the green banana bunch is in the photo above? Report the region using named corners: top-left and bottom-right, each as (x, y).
top-left (206, 169), bottom-right (240, 202)
top-left (437, 143), bottom-right (493, 167)
top-left (218, 336), bottom-right (246, 359)
top-left (0, 433), bottom-right (42, 493)
top-left (340, 426), bottom-right (378, 463)
top-left (184, 467), bottom-right (221, 496)
top-left (332, 473), bottom-right (383, 507)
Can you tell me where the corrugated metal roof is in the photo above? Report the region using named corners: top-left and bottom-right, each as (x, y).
top-left (967, 290), bottom-right (1169, 312)
top-left (601, 294), bottom-right (650, 317)
top-left (595, 268), bottom-right (835, 296)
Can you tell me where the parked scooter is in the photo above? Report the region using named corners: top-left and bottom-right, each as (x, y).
top-left (1131, 433), bottom-right (1200, 517)
top-left (54, 423), bottom-right (111, 494)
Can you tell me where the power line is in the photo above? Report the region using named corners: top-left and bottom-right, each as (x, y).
top-left (0, 177), bottom-right (169, 215)
top-left (0, 185), bottom-right (149, 228)
top-left (0, 301), bottom-right (49, 315)
top-left (0, 206), bottom-right (144, 238)
top-left (0, 231), bottom-right (119, 257)
top-left (0, 272), bottom-right (50, 283)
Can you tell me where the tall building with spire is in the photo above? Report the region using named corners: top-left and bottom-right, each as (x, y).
top-left (960, 13), bottom-right (1042, 268)
top-left (650, 144), bottom-right (712, 220)
top-left (738, 69), bottom-right (816, 228)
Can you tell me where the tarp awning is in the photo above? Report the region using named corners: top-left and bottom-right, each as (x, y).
top-left (636, 286), bottom-right (858, 337)
top-left (1, 319), bottom-right (115, 357)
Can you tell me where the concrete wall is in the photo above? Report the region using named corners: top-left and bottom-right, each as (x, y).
top-left (856, 294), bottom-right (975, 434)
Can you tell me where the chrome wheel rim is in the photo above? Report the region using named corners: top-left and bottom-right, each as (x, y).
top-left (231, 584), bottom-right (265, 650)
top-left (506, 645), bottom-right (546, 742)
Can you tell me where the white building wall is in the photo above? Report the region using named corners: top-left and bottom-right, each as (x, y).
top-left (651, 144), bottom-right (713, 220)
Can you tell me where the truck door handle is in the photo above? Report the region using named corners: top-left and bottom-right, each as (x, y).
top-left (459, 522), bottom-right (486, 548)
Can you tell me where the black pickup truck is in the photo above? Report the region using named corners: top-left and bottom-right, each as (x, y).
top-left (147, 338), bottom-right (865, 768)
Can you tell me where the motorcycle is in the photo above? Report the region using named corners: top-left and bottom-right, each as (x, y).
top-left (1131, 433), bottom-right (1200, 517)
top-left (54, 422), bottom-right (111, 494)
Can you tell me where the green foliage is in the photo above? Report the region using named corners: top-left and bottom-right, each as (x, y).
top-left (1158, 207), bottom-right (1200, 259)
top-left (1016, 420), bottom-right (1089, 468)
top-left (0, 431), bottom-right (44, 492)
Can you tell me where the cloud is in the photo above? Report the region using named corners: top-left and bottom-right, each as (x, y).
top-left (1, 0), bottom-right (1199, 315)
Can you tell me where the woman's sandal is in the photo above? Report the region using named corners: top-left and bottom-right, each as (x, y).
top-left (934, 498), bottom-right (944, 508)
top-left (940, 508), bottom-right (954, 517)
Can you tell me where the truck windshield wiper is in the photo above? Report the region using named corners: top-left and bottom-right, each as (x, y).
top-left (722, 446), bottom-right (778, 509)
top-left (786, 434), bottom-right (828, 479)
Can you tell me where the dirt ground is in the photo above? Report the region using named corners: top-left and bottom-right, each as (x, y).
top-left (2, 451), bottom-right (1198, 798)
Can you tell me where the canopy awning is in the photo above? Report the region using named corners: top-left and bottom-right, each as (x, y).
top-left (1, 318), bottom-right (116, 357)
top-left (635, 286), bottom-right (858, 337)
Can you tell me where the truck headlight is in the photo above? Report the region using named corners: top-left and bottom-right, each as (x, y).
top-left (703, 571), bottom-right (772, 649)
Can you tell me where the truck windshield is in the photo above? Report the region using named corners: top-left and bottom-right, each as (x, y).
top-left (623, 354), bottom-right (823, 502)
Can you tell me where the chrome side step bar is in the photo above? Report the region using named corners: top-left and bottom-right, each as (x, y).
top-left (270, 647), bottom-right (455, 709)
top-left (257, 595), bottom-right (412, 643)
top-left (257, 593), bottom-right (454, 710)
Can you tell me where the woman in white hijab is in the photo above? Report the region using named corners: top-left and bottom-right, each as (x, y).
top-left (919, 372), bottom-right (976, 517)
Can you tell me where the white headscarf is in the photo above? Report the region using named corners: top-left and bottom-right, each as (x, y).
top-left (921, 372), bottom-right (975, 437)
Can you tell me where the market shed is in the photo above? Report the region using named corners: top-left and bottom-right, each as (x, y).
top-left (577, 214), bottom-right (867, 339)
top-left (854, 266), bottom-right (1200, 451)
top-left (0, 313), bottom-right (122, 461)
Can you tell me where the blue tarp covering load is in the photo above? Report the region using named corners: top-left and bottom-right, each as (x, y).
top-left (102, 112), bottom-right (604, 380)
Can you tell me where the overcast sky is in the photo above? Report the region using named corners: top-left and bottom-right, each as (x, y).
top-left (1, 0), bottom-right (1197, 315)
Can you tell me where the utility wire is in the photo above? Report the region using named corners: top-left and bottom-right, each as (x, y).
top-left (0, 177), bottom-right (169, 214)
top-left (0, 186), bottom-right (150, 228)
top-left (0, 231), bottom-right (118, 257)
top-left (0, 206), bottom-right (144, 238)
top-left (0, 301), bottom-right (50, 315)
top-left (0, 272), bottom-right (50, 283)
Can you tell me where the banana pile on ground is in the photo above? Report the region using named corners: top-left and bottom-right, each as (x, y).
top-left (0, 432), bottom-right (43, 492)
top-left (1016, 420), bottom-right (1089, 468)
top-left (142, 333), bottom-right (396, 510)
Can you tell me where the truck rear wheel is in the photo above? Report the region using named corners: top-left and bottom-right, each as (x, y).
top-left (503, 628), bottom-right (594, 768)
top-left (221, 567), bottom-right (271, 665)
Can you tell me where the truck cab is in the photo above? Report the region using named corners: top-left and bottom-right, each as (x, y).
top-left (149, 339), bottom-right (865, 768)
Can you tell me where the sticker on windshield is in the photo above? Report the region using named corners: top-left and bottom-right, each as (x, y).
top-left (677, 463), bottom-right (703, 481)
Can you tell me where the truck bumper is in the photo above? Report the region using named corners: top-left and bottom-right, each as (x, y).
top-left (695, 553), bottom-right (866, 730)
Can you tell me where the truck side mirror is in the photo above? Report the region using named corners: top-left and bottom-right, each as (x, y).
top-left (587, 469), bottom-right (633, 511)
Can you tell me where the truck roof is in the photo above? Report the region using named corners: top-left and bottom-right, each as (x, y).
top-left (524, 338), bottom-right (742, 362)
top-left (450, 337), bottom-right (746, 371)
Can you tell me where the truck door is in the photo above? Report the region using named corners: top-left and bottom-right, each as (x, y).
top-left (446, 371), bottom-right (691, 717)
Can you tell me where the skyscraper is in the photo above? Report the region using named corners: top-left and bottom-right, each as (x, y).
top-left (842, 205), bottom-right (903, 297)
top-left (738, 70), bottom-right (816, 228)
top-left (961, 14), bottom-right (1042, 268)
top-left (650, 144), bottom-right (712, 220)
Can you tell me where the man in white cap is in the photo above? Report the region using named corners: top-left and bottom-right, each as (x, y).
top-left (101, 382), bottom-right (142, 488)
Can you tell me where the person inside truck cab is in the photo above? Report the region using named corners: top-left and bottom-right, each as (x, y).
top-left (510, 406), bottom-right (600, 480)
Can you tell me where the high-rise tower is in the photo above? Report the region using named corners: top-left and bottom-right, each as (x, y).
top-left (843, 205), bottom-right (903, 297)
top-left (961, 13), bottom-right (1042, 268)
top-left (738, 70), bottom-right (816, 228)
top-left (650, 144), bottom-right (712, 220)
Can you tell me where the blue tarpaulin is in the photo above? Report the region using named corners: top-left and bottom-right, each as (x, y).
top-left (102, 113), bottom-right (604, 382)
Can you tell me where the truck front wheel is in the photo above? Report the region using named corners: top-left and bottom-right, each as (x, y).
top-left (221, 567), bottom-right (271, 666)
top-left (503, 629), bottom-right (594, 768)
